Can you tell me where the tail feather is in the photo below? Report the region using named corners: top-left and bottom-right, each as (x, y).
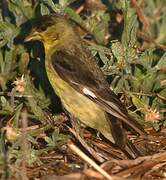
top-left (108, 114), bottom-right (141, 159)
top-left (123, 140), bottom-right (141, 159)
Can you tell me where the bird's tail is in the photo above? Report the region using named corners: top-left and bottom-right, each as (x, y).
top-left (123, 140), bottom-right (141, 159)
top-left (108, 113), bottom-right (141, 159)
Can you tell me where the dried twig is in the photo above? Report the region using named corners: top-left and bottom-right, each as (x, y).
top-left (20, 108), bottom-right (29, 180)
top-left (69, 117), bottom-right (105, 163)
top-left (68, 141), bottom-right (114, 180)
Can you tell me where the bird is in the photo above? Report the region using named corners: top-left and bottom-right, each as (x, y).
top-left (25, 14), bottom-right (146, 158)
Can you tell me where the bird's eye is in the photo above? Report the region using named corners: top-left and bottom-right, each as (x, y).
top-left (40, 25), bottom-right (47, 31)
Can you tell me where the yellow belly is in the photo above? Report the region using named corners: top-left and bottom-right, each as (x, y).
top-left (46, 61), bottom-right (114, 143)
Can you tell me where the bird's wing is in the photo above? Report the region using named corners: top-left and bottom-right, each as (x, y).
top-left (51, 50), bottom-right (145, 135)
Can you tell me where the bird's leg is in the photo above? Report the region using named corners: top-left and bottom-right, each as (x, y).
top-left (68, 114), bottom-right (105, 163)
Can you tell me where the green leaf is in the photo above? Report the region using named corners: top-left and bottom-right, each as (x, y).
top-left (98, 52), bottom-right (109, 64)
top-left (130, 94), bottom-right (147, 115)
top-left (111, 41), bottom-right (124, 62)
top-left (138, 49), bottom-right (154, 69)
top-left (25, 75), bottom-right (47, 121)
top-left (155, 11), bottom-right (166, 44)
top-left (64, 7), bottom-right (84, 24)
top-left (8, 0), bottom-right (34, 22)
top-left (0, 96), bottom-right (14, 114)
top-left (163, 120), bottom-right (166, 127)
top-left (156, 52), bottom-right (166, 70)
top-left (121, 0), bottom-right (138, 47)
top-left (142, 72), bottom-right (157, 93)
top-left (0, 21), bottom-right (19, 48)
top-left (152, 122), bottom-right (161, 131)
top-left (42, 0), bottom-right (62, 13)
top-left (91, 12), bottom-right (110, 44)
top-left (40, 3), bottom-right (50, 15)
top-left (59, 0), bottom-right (77, 7)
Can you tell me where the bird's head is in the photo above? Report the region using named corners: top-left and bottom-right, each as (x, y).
top-left (25, 14), bottom-right (75, 50)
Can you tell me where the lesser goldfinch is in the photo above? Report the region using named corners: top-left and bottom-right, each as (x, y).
top-left (25, 14), bottom-right (145, 158)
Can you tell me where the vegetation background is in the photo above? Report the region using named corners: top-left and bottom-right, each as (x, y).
top-left (0, 0), bottom-right (166, 179)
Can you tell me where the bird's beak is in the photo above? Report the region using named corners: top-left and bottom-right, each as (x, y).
top-left (24, 31), bottom-right (42, 42)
